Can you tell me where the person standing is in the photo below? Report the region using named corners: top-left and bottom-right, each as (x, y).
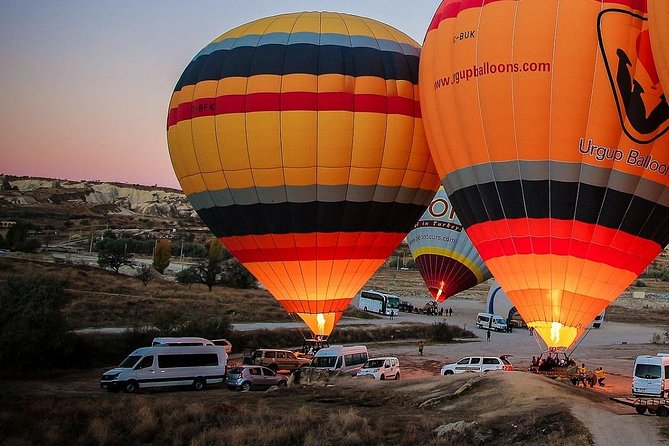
top-left (448, 307), bottom-right (452, 317)
top-left (486, 329), bottom-right (491, 342)
top-left (418, 340), bottom-right (424, 356)
top-left (595, 367), bottom-right (606, 386)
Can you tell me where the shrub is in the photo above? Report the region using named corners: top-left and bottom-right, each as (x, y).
top-left (0, 274), bottom-right (72, 371)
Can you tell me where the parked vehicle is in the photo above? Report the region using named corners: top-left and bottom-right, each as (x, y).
top-left (398, 300), bottom-right (414, 313)
top-left (211, 339), bottom-right (233, 353)
top-left (475, 313), bottom-right (508, 332)
top-left (356, 357), bottom-right (400, 380)
top-left (358, 290), bottom-right (400, 316)
top-left (309, 345), bottom-right (369, 375)
top-left (226, 365), bottom-right (288, 391)
top-left (100, 345), bottom-right (227, 393)
top-left (441, 355), bottom-right (513, 375)
top-left (632, 353), bottom-right (669, 398)
top-left (251, 348), bottom-right (312, 372)
top-left (151, 337), bottom-right (214, 347)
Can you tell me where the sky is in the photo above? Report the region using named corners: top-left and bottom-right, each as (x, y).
top-left (0, 0), bottom-right (441, 189)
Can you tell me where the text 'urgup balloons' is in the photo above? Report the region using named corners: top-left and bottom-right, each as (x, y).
top-left (407, 187), bottom-right (491, 302)
top-left (649, 0), bottom-right (669, 93)
top-left (420, 0), bottom-right (669, 349)
top-left (168, 12), bottom-right (440, 337)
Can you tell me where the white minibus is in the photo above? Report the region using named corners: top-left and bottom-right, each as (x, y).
top-left (100, 345), bottom-right (227, 393)
top-left (476, 313), bottom-right (507, 332)
top-left (310, 345), bottom-right (369, 375)
top-left (632, 353), bottom-right (669, 398)
top-left (151, 337), bottom-right (214, 347)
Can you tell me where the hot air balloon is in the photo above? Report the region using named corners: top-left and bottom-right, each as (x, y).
top-left (407, 186), bottom-right (491, 302)
top-left (649, 0), bottom-right (669, 92)
top-left (420, 0), bottom-right (669, 349)
top-left (167, 12), bottom-right (440, 338)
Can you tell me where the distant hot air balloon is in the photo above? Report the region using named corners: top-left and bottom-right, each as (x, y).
top-left (649, 0), bottom-right (669, 92)
top-left (168, 12), bottom-right (440, 338)
top-left (420, 0), bottom-right (669, 349)
top-left (407, 187), bottom-right (491, 302)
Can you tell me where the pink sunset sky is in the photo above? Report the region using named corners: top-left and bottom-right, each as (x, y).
top-left (0, 0), bottom-right (439, 189)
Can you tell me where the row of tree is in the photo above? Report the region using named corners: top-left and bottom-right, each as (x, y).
top-left (96, 237), bottom-right (256, 290)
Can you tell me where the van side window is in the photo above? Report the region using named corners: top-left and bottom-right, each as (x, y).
top-left (335, 356), bottom-right (343, 369)
top-left (158, 353), bottom-right (219, 368)
top-left (265, 351), bottom-right (276, 358)
top-left (135, 356), bottom-right (154, 370)
top-left (457, 358), bottom-right (470, 365)
top-left (665, 365), bottom-right (669, 378)
top-left (482, 358), bottom-right (498, 365)
top-left (249, 368), bottom-right (261, 375)
top-left (470, 358), bottom-right (481, 364)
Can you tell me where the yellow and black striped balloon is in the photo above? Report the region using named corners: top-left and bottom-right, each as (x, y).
top-left (168, 12), bottom-right (440, 337)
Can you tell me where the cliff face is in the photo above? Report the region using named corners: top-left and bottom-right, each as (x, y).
top-left (1, 176), bottom-right (197, 220)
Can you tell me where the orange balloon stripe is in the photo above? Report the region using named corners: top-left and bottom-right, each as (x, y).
top-left (221, 232), bottom-right (406, 262)
top-left (467, 218), bottom-right (662, 274)
top-left (279, 299), bottom-right (352, 313)
top-left (484, 255), bottom-right (637, 304)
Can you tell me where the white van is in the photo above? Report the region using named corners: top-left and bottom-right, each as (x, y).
top-left (151, 337), bottom-right (214, 347)
top-left (100, 345), bottom-right (227, 393)
top-left (632, 353), bottom-right (669, 398)
top-left (476, 313), bottom-right (507, 332)
top-left (310, 345), bottom-right (369, 375)
top-left (356, 357), bottom-right (400, 380)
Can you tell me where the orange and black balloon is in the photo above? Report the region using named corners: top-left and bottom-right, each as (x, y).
top-left (168, 12), bottom-right (440, 337)
top-left (421, 0), bottom-right (669, 348)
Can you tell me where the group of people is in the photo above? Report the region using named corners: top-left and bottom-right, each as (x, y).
top-left (532, 353), bottom-right (576, 371)
top-left (439, 307), bottom-right (453, 317)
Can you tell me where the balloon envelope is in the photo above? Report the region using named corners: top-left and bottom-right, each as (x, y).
top-left (168, 12), bottom-right (440, 337)
top-left (649, 0), bottom-right (669, 93)
top-left (407, 187), bottom-right (491, 302)
top-left (421, 0), bottom-right (669, 348)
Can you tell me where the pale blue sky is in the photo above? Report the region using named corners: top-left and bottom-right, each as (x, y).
top-left (0, 0), bottom-right (441, 188)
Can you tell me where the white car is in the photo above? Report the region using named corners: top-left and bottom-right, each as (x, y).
top-left (441, 356), bottom-right (512, 375)
top-left (356, 357), bottom-right (400, 380)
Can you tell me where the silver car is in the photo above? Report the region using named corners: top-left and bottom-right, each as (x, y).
top-left (226, 365), bottom-right (288, 391)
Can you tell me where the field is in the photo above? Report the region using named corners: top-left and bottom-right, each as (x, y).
top-left (2, 254), bottom-right (669, 445)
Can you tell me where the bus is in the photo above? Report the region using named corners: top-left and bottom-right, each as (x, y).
top-left (358, 290), bottom-right (400, 316)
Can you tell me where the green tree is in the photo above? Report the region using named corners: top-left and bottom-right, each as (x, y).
top-left (220, 258), bottom-right (257, 289)
top-left (97, 239), bottom-right (134, 273)
top-left (176, 267), bottom-right (199, 288)
top-left (152, 239), bottom-right (171, 274)
top-left (0, 274), bottom-right (71, 370)
top-left (5, 221), bottom-right (27, 249)
top-left (191, 239), bottom-right (226, 291)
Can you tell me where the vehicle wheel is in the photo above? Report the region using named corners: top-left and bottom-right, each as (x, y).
top-left (648, 409), bottom-right (656, 415)
top-left (395, 373), bottom-right (400, 381)
top-left (241, 381), bottom-right (252, 391)
top-left (122, 381), bottom-right (138, 394)
top-left (635, 406), bottom-right (647, 415)
top-left (192, 377), bottom-right (206, 391)
top-left (656, 406), bottom-right (669, 417)
top-left (443, 370), bottom-right (454, 376)
top-left (277, 380), bottom-right (287, 388)
top-left (380, 374), bottom-right (385, 381)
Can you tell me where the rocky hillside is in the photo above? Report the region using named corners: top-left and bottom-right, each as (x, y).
top-left (0, 175), bottom-right (198, 224)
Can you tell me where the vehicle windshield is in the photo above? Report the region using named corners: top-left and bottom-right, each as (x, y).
top-left (118, 355), bottom-right (141, 368)
top-left (635, 364), bottom-right (661, 379)
top-left (311, 356), bottom-right (337, 368)
top-left (363, 359), bottom-right (385, 368)
top-left (387, 297), bottom-right (400, 309)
